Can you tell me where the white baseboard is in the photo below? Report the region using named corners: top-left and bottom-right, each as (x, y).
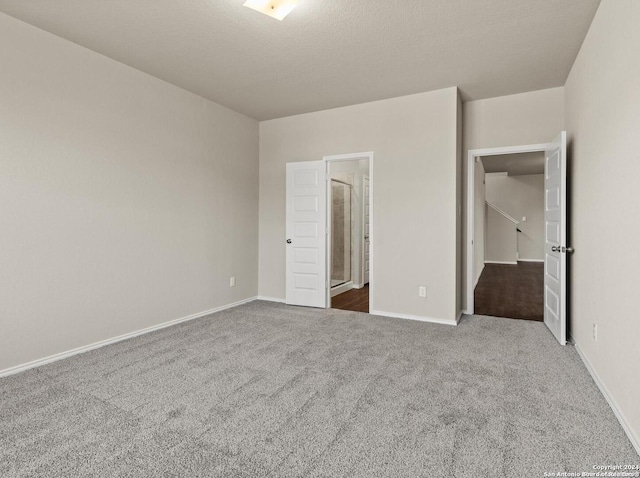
top-left (573, 338), bottom-right (640, 457)
top-left (256, 296), bottom-right (286, 303)
top-left (370, 310), bottom-right (458, 326)
top-left (484, 260), bottom-right (518, 265)
top-left (518, 258), bottom-right (544, 263)
top-left (330, 281), bottom-right (353, 297)
top-left (352, 283), bottom-right (364, 289)
top-left (456, 310), bottom-right (464, 324)
top-left (0, 296), bottom-right (258, 378)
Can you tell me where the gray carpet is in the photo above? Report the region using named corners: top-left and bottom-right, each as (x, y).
top-left (1, 301), bottom-right (637, 477)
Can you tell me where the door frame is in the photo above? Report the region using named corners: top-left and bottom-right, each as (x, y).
top-left (324, 152), bottom-right (374, 311)
top-left (465, 143), bottom-right (549, 315)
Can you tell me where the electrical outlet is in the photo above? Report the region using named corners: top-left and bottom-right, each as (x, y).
top-left (593, 323), bottom-right (597, 341)
top-left (230, 276), bottom-right (236, 287)
top-left (418, 286), bottom-right (427, 298)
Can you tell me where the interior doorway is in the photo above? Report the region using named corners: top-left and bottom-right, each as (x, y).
top-left (284, 152), bottom-right (373, 313)
top-left (474, 153), bottom-right (546, 321)
top-left (466, 134), bottom-right (569, 345)
top-left (327, 155), bottom-right (371, 313)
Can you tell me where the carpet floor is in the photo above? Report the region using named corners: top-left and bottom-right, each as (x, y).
top-left (1, 301), bottom-right (637, 477)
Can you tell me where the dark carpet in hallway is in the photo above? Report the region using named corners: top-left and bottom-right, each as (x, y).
top-left (475, 261), bottom-right (544, 321)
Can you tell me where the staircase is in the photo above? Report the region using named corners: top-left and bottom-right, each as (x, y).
top-left (485, 201), bottom-right (519, 264)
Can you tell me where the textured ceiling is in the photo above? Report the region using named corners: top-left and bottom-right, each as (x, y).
top-left (482, 152), bottom-right (545, 176)
top-left (0, 0), bottom-right (600, 120)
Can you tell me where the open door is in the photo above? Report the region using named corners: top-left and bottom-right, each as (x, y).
top-left (285, 161), bottom-right (327, 308)
top-left (544, 131), bottom-right (568, 344)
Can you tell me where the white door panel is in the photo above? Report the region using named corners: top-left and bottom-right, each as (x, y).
top-left (544, 132), bottom-right (567, 345)
top-left (286, 161), bottom-right (327, 308)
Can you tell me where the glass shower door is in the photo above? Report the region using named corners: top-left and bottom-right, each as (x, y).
top-left (331, 180), bottom-right (352, 288)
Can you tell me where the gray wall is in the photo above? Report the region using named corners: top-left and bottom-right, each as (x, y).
top-left (455, 93), bottom-right (463, 317)
top-left (565, 0), bottom-right (640, 449)
top-left (0, 13), bottom-right (259, 372)
top-left (259, 88), bottom-right (460, 322)
top-left (485, 206), bottom-right (518, 264)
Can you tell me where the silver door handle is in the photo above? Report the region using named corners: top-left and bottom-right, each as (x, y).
top-left (286, 239), bottom-right (292, 244)
top-left (552, 246), bottom-right (574, 253)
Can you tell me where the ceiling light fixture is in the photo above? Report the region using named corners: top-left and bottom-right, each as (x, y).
top-left (243, 0), bottom-right (300, 21)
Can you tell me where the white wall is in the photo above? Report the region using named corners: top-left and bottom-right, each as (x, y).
top-left (259, 88), bottom-right (460, 322)
top-left (455, 92), bottom-right (463, 317)
top-left (485, 206), bottom-right (518, 264)
top-left (462, 87), bottom-right (565, 310)
top-left (0, 13), bottom-right (259, 372)
top-left (485, 174), bottom-right (545, 261)
top-left (463, 87), bottom-right (565, 150)
top-left (565, 0), bottom-right (640, 450)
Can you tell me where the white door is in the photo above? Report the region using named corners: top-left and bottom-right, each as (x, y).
top-left (363, 176), bottom-right (370, 285)
top-left (286, 161), bottom-right (327, 308)
top-left (544, 132), bottom-right (568, 345)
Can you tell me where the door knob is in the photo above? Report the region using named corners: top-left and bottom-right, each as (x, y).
top-left (286, 239), bottom-right (292, 244)
top-left (563, 247), bottom-right (575, 253)
top-left (551, 246), bottom-right (560, 252)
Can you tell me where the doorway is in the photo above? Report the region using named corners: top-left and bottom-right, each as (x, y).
top-left (284, 152), bottom-right (373, 313)
top-left (327, 155), bottom-right (371, 313)
top-left (466, 134), bottom-right (569, 344)
top-left (474, 154), bottom-right (546, 321)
